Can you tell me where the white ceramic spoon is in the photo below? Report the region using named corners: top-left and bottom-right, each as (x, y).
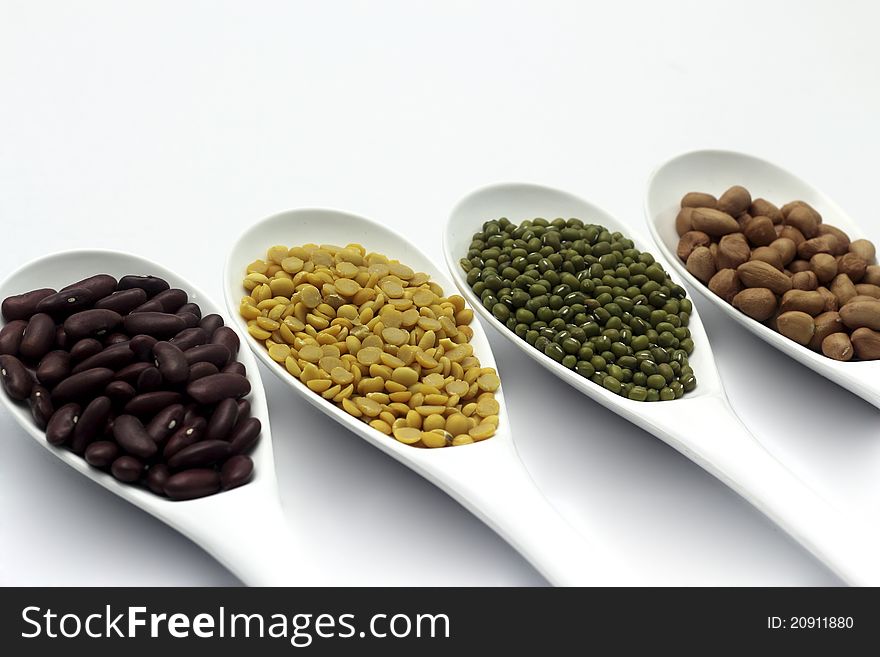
top-left (0, 250), bottom-right (308, 586)
top-left (645, 149), bottom-right (880, 409)
top-left (224, 208), bottom-right (633, 586)
top-left (444, 182), bottom-right (880, 586)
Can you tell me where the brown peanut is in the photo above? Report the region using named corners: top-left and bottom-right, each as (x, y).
top-left (839, 300), bottom-right (880, 330)
top-left (743, 216), bottom-right (776, 247)
top-left (681, 192), bottom-right (717, 208)
top-left (788, 259), bottom-right (812, 274)
top-left (675, 207), bottom-right (695, 237)
top-left (855, 283), bottom-right (880, 298)
top-left (851, 327), bottom-right (880, 359)
top-left (737, 260), bottom-right (792, 295)
top-left (777, 225), bottom-right (806, 245)
top-left (810, 253), bottom-right (838, 284)
top-left (717, 185), bottom-right (751, 216)
top-left (777, 311), bottom-right (815, 345)
top-left (750, 198), bottom-right (783, 224)
top-left (677, 231), bottom-right (711, 262)
top-left (797, 234), bottom-right (838, 260)
top-left (791, 270), bottom-right (818, 291)
top-left (849, 239), bottom-right (876, 264)
top-left (708, 269), bottom-right (741, 303)
top-left (863, 265), bottom-right (880, 286)
top-left (821, 332), bottom-right (853, 361)
top-left (809, 311), bottom-right (844, 351)
top-left (716, 233), bottom-right (751, 270)
top-left (732, 288), bottom-right (777, 321)
top-left (817, 224), bottom-right (850, 255)
top-left (779, 290), bottom-right (825, 316)
top-left (785, 205), bottom-right (820, 239)
top-left (837, 253), bottom-right (867, 282)
top-left (769, 237), bottom-right (796, 266)
top-left (750, 246), bottom-right (784, 270)
top-left (691, 208), bottom-right (740, 237)
top-left (686, 246), bottom-right (716, 284)
top-left (829, 274), bottom-right (858, 306)
top-left (817, 286), bottom-right (839, 312)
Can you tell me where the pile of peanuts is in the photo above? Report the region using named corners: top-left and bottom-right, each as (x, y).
top-left (240, 243), bottom-right (501, 447)
top-left (676, 186), bottom-right (880, 360)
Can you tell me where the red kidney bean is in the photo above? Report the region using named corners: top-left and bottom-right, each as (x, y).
top-left (36, 350), bottom-right (71, 388)
top-left (146, 403), bottom-right (185, 444)
top-left (164, 468), bottom-right (220, 500)
top-left (146, 464), bottom-right (170, 495)
top-left (111, 455), bottom-right (144, 483)
top-left (153, 341), bottom-right (189, 384)
top-left (2, 288), bottom-right (55, 322)
top-left (124, 391), bottom-right (182, 417)
top-left (54, 326), bottom-right (69, 350)
top-left (176, 303), bottom-right (201, 320)
top-left (51, 367), bottom-right (114, 404)
top-left (187, 361), bottom-right (219, 383)
top-left (211, 326), bottom-right (240, 357)
top-left (117, 275), bottom-right (169, 297)
top-left (182, 403), bottom-right (202, 425)
top-left (168, 439), bottom-right (230, 470)
top-left (184, 343), bottom-right (230, 368)
top-left (0, 354), bottom-right (34, 400)
top-left (132, 288), bottom-right (188, 314)
top-left (63, 309), bottom-right (122, 341)
top-left (222, 361), bottom-right (246, 376)
top-left (198, 314), bottom-right (224, 336)
top-left (177, 312), bottom-right (200, 329)
top-left (112, 415), bottom-right (158, 459)
top-left (104, 332), bottom-right (129, 346)
top-left (229, 417), bottom-right (261, 454)
top-left (187, 373), bottom-right (250, 405)
top-left (105, 380), bottom-right (136, 405)
top-left (113, 361), bottom-right (152, 384)
top-left (36, 287), bottom-right (97, 317)
top-left (61, 274), bottom-right (117, 299)
top-left (28, 385), bottom-right (54, 430)
top-left (71, 396), bottom-right (112, 454)
top-left (69, 338), bottom-right (103, 362)
top-left (221, 455), bottom-right (254, 491)
top-left (19, 313), bottom-right (57, 361)
top-left (135, 365), bottom-right (163, 392)
top-left (163, 416), bottom-right (206, 459)
top-left (94, 288), bottom-right (147, 314)
top-left (169, 327), bottom-right (208, 352)
top-left (123, 312), bottom-right (186, 338)
top-left (71, 342), bottom-right (134, 374)
top-left (129, 334), bottom-right (157, 361)
top-left (205, 398), bottom-right (239, 441)
top-left (3, 273), bottom-right (257, 501)
top-left (85, 440), bottom-right (119, 468)
top-left (0, 320), bottom-right (27, 356)
top-left (45, 403), bottom-right (80, 445)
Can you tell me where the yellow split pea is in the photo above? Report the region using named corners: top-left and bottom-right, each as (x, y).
top-left (241, 242), bottom-right (501, 448)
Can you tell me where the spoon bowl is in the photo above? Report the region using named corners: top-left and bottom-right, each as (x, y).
top-left (0, 250), bottom-right (306, 586)
top-left (224, 208), bottom-right (631, 586)
top-left (444, 181), bottom-right (880, 585)
top-left (645, 149), bottom-right (880, 409)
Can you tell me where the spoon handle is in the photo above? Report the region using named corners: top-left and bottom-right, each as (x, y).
top-left (425, 443), bottom-right (634, 586)
top-left (170, 491), bottom-right (313, 587)
top-left (649, 396), bottom-right (880, 585)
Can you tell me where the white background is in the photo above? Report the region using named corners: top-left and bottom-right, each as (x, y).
top-left (1, 0), bottom-right (879, 586)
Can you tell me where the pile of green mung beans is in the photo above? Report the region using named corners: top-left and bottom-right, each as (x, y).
top-left (460, 217), bottom-right (697, 401)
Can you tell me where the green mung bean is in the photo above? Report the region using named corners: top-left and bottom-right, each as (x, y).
top-left (461, 217), bottom-right (698, 401)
